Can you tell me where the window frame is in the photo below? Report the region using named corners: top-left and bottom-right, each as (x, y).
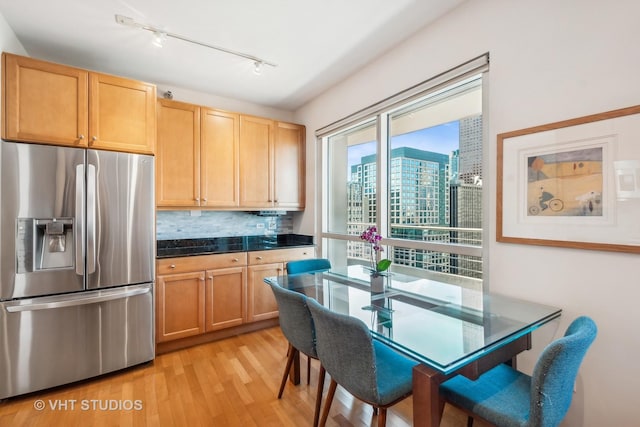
top-left (316, 54), bottom-right (490, 282)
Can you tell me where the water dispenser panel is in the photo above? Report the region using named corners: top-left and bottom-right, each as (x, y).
top-left (16, 218), bottom-right (74, 273)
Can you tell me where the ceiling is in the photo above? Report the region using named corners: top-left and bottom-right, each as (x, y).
top-left (0, 0), bottom-right (465, 111)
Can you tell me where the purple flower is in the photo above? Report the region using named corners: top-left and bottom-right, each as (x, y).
top-left (359, 225), bottom-right (391, 272)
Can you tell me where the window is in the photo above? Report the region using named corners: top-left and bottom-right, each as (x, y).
top-left (318, 56), bottom-right (488, 290)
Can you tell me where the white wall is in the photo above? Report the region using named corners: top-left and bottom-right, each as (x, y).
top-left (294, 0), bottom-right (640, 425)
top-left (153, 84), bottom-right (294, 122)
top-left (0, 11), bottom-right (26, 121)
top-left (0, 13), bottom-right (25, 55)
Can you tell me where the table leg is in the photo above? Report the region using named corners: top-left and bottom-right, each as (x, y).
top-left (412, 364), bottom-right (446, 427)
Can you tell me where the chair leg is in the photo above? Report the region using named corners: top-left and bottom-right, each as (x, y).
top-left (278, 343), bottom-right (298, 399)
top-left (319, 379), bottom-right (337, 427)
top-left (307, 355), bottom-right (311, 384)
top-left (467, 416), bottom-right (474, 427)
top-left (313, 364), bottom-right (326, 427)
top-left (377, 407), bottom-right (387, 427)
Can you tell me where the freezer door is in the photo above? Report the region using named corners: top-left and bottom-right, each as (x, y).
top-left (0, 141), bottom-right (85, 300)
top-left (86, 150), bottom-right (154, 289)
top-left (0, 283), bottom-right (154, 399)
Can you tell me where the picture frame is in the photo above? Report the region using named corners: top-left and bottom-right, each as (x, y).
top-left (497, 105), bottom-right (640, 253)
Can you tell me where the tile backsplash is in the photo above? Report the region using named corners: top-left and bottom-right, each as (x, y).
top-left (156, 211), bottom-right (294, 240)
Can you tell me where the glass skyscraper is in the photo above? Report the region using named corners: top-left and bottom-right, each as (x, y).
top-left (347, 114), bottom-right (483, 277)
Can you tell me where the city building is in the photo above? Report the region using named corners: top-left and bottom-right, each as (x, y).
top-left (347, 116), bottom-right (483, 277)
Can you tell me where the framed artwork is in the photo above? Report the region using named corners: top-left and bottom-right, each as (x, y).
top-left (497, 105), bottom-right (640, 253)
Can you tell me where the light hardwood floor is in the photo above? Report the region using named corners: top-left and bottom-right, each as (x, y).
top-left (0, 326), bottom-right (490, 426)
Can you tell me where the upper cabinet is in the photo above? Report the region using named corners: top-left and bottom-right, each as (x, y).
top-left (239, 115), bottom-right (274, 208)
top-left (156, 99), bottom-right (201, 207)
top-left (156, 99), bottom-right (240, 208)
top-left (88, 73), bottom-right (156, 154)
top-left (239, 116), bottom-right (305, 210)
top-left (157, 100), bottom-right (305, 211)
top-left (1, 52), bottom-right (156, 155)
top-left (201, 108), bottom-right (240, 207)
top-left (274, 121), bottom-right (305, 209)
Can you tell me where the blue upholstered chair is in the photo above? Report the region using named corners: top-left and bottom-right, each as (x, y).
top-left (286, 258), bottom-right (332, 275)
top-left (284, 257), bottom-right (331, 383)
top-left (439, 316), bottom-right (597, 427)
top-left (306, 298), bottom-right (418, 427)
top-left (266, 282), bottom-right (325, 427)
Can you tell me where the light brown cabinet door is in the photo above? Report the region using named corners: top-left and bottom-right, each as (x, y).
top-left (2, 53), bottom-right (156, 154)
top-left (274, 122), bottom-right (305, 209)
top-left (205, 267), bottom-right (246, 331)
top-left (201, 108), bottom-right (240, 207)
top-left (89, 72), bottom-right (156, 154)
top-left (2, 52), bottom-right (88, 147)
top-left (156, 99), bottom-right (201, 207)
top-left (156, 271), bottom-right (205, 342)
top-left (247, 263), bottom-right (282, 322)
top-left (239, 115), bottom-right (274, 208)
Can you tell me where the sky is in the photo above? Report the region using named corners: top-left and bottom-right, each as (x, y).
top-left (347, 120), bottom-right (460, 168)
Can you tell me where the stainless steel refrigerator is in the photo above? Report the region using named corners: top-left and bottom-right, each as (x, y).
top-left (0, 140), bottom-right (155, 399)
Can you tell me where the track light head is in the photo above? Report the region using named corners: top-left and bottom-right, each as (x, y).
top-left (152, 31), bottom-right (167, 48)
top-left (253, 61), bottom-right (263, 75)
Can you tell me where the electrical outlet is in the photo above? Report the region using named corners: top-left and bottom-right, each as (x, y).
top-left (256, 223), bottom-right (265, 229)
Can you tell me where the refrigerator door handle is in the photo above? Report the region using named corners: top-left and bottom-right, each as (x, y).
top-left (4, 285), bottom-right (151, 313)
top-left (86, 164), bottom-right (96, 274)
top-left (75, 164), bottom-right (85, 275)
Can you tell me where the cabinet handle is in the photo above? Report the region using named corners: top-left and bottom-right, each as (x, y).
top-left (195, 197), bottom-right (200, 202)
top-left (78, 134), bottom-right (85, 140)
top-left (91, 136), bottom-right (97, 142)
top-left (256, 256), bottom-right (263, 260)
top-left (208, 276), bottom-right (213, 280)
top-left (303, 252), bottom-right (308, 255)
top-left (169, 264), bottom-right (176, 269)
top-left (203, 198), bottom-right (208, 202)
top-left (232, 258), bottom-right (239, 262)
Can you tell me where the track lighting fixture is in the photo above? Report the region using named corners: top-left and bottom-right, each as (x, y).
top-left (115, 14), bottom-right (277, 71)
top-left (253, 61), bottom-right (263, 75)
top-left (152, 31), bottom-right (167, 48)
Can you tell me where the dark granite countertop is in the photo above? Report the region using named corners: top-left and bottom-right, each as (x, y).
top-left (156, 234), bottom-right (314, 258)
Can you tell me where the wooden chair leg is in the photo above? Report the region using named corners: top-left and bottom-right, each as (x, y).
top-left (307, 355), bottom-right (311, 384)
top-left (319, 379), bottom-right (337, 427)
top-left (377, 407), bottom-right (387, 427)
top-left (467, 416), bottom-right (474, 427)
top-left (278, 344), bottom-right (297, 399)
top-left (313, 364), bottom-right (326, 427)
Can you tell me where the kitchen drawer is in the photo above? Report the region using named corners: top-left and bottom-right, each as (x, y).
top-left (157, 252), bottom-right (248, 275)
top-left (248, 247), bottom-right (314, 265)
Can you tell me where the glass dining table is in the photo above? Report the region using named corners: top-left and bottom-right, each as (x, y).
top-left (264, 266), bottom-right (561, 427)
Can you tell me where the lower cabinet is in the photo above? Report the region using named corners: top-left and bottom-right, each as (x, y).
top-left (156, 246), bottom-right (314, 346)
top-left (247, 263), bottom-right (283, 322)
top-left (247, 247), bottom-right (314, 322)
top-left (156, 253), bottom-right (247, 343)
top-left (156, 271), bottom-right (205, 342)
top-left (205, 266), bottom-right (246, 331)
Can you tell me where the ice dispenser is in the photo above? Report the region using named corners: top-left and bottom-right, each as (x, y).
top-left (16, 218), bottom-right (74, 273)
